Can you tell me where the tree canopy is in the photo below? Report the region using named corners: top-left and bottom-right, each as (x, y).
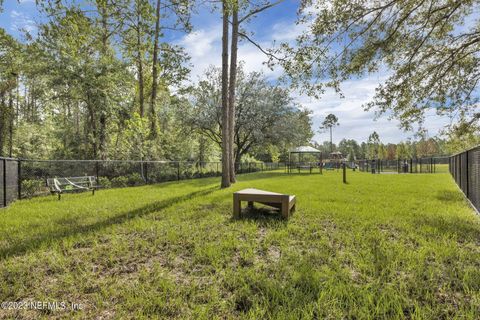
top-left (185, 65), bottom-right (313, 162)
top-left (275, 0), bottom-right (480, 140)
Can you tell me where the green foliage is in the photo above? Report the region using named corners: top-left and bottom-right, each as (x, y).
top-left (12, 122), bottom-right (57, 159)
top-left (187, 65), bottom-right (313, 162)
top-left (127, 173), bottom-right (144, 186)
top-left (21, 179), bottom-right (45, 198)
top-left (367, 131), bottom-right (381, 159)
top-left (276, 0), bottom-right (480, 139)
top-left (320, 113), bottom-right (339, 130)
top-left (109, 173), bottom-right (145, 188)
top-left (98, 177), bottom-right (112, 189)
top-left (111, 176), bottom-right (129, 188)
top-left (338, 139), bottom-right (360, 160)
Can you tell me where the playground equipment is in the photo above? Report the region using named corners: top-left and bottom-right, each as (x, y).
top-left (287, 146), bottom-right (323, 174)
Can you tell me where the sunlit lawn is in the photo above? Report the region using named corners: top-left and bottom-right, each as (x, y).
top-left (0, 170), bottom-right (479, 319)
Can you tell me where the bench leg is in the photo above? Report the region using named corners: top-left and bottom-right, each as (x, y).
top-left (233, 194), bottom-right (241, 218)
top-left (92, 188), bottom-right (95, 196)
top-left (281, 199), bottom-right (289, 219)
top-left (58, 193), bottom-right (61, 201)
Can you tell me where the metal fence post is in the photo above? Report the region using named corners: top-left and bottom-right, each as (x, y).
top-left (177, 162), bottom-right (180, 180)
top-left (95, 161), bottom-right (99, 180)
top-left (466, 151), bottom-right (469, 197)
top-left (342, 163), bottom-right (346, 184)
top-left (2, 158), bottom-right (6, 207)
top-left (145, 162), bottom-right (149, 184)
top-left (17, 159), bottom-right (21, 200)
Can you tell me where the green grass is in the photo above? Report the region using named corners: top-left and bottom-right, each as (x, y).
top-left (0, 171), bottom-right (479, 319)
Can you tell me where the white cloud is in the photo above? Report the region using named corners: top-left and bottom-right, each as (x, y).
top-left (179, 17), bottom-right (451, 144)
top-left (178, 23), bottom-right (282, 82)
top-left (297, 75), bottom-right (451, 144)
top-left (10, 9), bottom-right (37, 35)
top-left (271, 20), bottom-right (307, 42)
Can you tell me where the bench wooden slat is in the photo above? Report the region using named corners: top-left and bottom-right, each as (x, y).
top-left (233, 188), bottom-right (296, 219)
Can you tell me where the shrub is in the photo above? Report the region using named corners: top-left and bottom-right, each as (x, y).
top-left (21, 179), bottom-right (45, 198)
top-left (111, 176), bottom-right (129, 188)
top-left (127, 173), bottom-right (144, 186)
top-left (98, 177), bottom-right (111, 189)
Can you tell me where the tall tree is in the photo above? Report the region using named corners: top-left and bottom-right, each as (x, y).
top-left (228, 0), bottom-right (239, 183)
top-left (187, 66), bottom-right (313, 163)
top-left (221, 0), bottom-right (231, 188)
top-left (149, 0), bottom-right (161, 137)
top-left (218, 0), bottom-right (285, 188)
top-left (367, 131), bottom-right (381, 160)
top-left (320, 113), bottom-right (339, 153)
top-left (0, 29), bottom-right (20, 156)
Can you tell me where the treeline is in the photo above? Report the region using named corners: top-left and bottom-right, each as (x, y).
top-left (0, 1), bottom-right (312, 162)
top-left (314, 135), bottom-right (449, 161)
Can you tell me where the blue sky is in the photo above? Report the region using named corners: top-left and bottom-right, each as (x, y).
top-left (0, 0), bottom-right (452, 144)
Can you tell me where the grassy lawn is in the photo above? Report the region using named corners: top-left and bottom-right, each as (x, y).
top-left (0, 171), bottom-right (479, 319)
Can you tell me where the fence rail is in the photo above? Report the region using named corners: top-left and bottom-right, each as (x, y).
top-left (449, 146), bottom-right (480, 212)
top-left (0, 158), bottom-right (285, 207)
top-left (356, 157), bottom-right (449, 174)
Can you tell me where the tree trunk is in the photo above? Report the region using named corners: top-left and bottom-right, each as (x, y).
top-left (0, 93), bottom-right (5, 156)
top-left (16, 74), bottom-right (19, 124)
top-left (8, 89), bottom-right (14, 157)
top-left (86, 92), bottom-right (99, 159)
top-left (228, 1), bottom-right (239, 183)
top-left (150, 0), bottom-right (161, 137)
top-left (330, 127), bottom-right (333, 153)
top-left (136, 3), bottom-right (145, 117)
top-left (220, 0), bottom-right (231, 188)
top-left (98, 3), bottom-right (109, 160)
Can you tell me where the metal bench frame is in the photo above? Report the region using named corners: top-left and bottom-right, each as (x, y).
top-left (47, 176), bottom-right (97, 200)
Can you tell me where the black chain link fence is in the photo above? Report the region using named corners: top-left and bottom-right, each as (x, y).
top-left (450, 146), bottom-right (480, 212)
top-left (1, 155), bottom-right (455, 209)
top-left (0, 159), bottom-right (285, 205)
top-left (356, 157), bottom-right (449, 174)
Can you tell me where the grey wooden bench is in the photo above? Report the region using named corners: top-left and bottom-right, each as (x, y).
top-left (47, 176), bottom-right (97, 200)
top-left (233, 188), bottom-right (296, 219)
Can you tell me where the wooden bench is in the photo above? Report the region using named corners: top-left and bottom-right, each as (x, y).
top-left (233, 188), bottom-right (296, 219)
top-left (47, 176), bottom-right (97, 200)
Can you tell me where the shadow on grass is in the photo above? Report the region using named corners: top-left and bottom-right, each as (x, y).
top-left (436, 189), bottom-right (464, 203)
top-left (0, 187), bottom-right (217, 259)
top-left (232, 207), bottom-right (288, 228)
top-left (141, 171), bottom-right (289, 188)
top-left (413, 214), bottom-right (480, 243)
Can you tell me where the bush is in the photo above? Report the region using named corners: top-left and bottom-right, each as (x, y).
top-left (127, 173), bottom-right (144, 186)
top-left (111, 176), bottom-right (129, 188)
top-left (98, 177), bottom-right (111, 189)
top-left (21, 179), bottom-right (45, 198)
